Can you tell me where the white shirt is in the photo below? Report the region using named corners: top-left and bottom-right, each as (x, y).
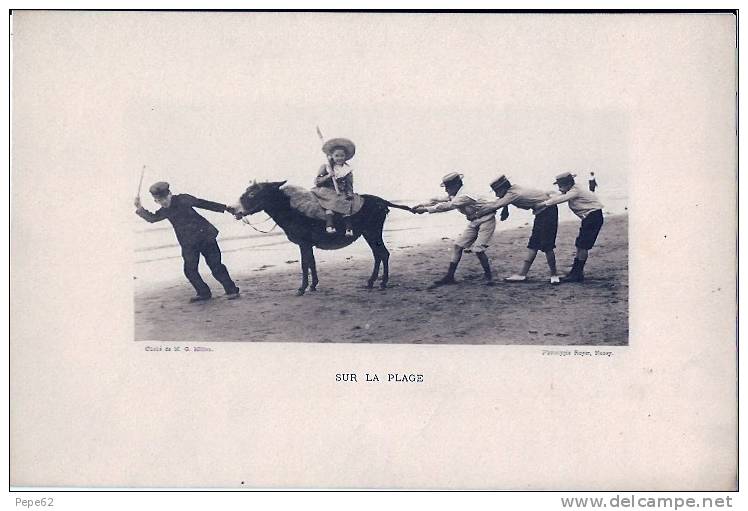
top-left (542, 185), bottom-right (604, 219)
top-left (484, 184), bottom-right (552, 210)
top-left (420, 185), bottom-right (495, 223)
top-left (324, 162), bottom-right (353, 179)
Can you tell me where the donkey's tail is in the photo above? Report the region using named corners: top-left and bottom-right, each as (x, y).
top-left (361, 194), bottom-right (416, 214)
top-left (383, 200), bottom-right (415, 213)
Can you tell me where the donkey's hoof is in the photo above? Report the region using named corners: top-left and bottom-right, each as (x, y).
top-left (310, 285), bottom-right (318, 292)
top-left (296, 289), bottom-right (306, 296)
top-left (366, 282), bottom-right (375, 289)
top-left (379, 282), bottom-right (388, 289)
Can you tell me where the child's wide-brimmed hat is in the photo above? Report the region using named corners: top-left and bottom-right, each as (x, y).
top-left (553, 172), bottom-right (577, 185)
top-left (440, 172), bottom-right (464, 187)
top-left (322, 138), bottom-right (356, 160)
top-left (490, 175), bottom-right (511, 191)
top-left (149, 181), bottom-right (171, 197)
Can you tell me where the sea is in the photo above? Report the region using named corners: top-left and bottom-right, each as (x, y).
top-left (133, 187), bottom-right (628, 291)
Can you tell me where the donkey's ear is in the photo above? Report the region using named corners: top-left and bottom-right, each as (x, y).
top-left (273, 180), bottom-right (287, 188)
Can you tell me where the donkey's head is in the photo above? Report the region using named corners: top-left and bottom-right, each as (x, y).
top-left (235, 180), bottom-right (287, 216)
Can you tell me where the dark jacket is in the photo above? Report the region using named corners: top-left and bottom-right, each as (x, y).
top-left (136, 194), bottom-right (227, 247)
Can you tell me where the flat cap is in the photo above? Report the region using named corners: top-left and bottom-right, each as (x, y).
top-left (489, 174), bottom-right (511, 190)
top-left (553, 172), bottom-right (577, 185)
top-left (149, 181), bottom-right (170, 197)
top-left (440, 172), bottom-right (464, 187)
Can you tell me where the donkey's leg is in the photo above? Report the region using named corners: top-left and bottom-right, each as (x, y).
top-left (367, 255), bottom-right (381, 289)
top-left (309, 248), bottom-right (319, 291)
top-left (363, 238), bottom-right (381, 289)
top-left (297, 244), bottom-right (311, 296)
top-left (379, 241), bottom-right (391, 289)
top-left (363, 230), bottom-right (386, 289)
top-left (370, 235), bottom-right (390, 288)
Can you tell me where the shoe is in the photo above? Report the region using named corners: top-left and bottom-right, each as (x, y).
top-left (550, 276), bottom-right (560, 285)
top-left (560, 272), bottom-right (584, 283)
top-left (325, 226), bottom-right (336, 234)
top-left (504, 274), bottom-right (527, 282)
top-left (225, 288), bottom-right (240, 300)
top-left (189, 294), bottom-right (212, 303)
top-left (345, 229), bottom-right (354, 237)
top-left (429, 276), bottom-right (457, 288)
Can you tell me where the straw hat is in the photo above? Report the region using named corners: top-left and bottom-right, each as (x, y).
top-left (322, 138), bottom-right (356, 160)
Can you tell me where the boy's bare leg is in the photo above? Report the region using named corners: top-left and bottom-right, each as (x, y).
top-left (506, 248), bottom-right (536, 282)
top-left (519, 249), bottom-right (538, 276)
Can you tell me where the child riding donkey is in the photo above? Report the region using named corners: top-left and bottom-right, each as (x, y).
top-left (231, 135), bottom-right (414, 294)
top-left (311, 137), bottom-right (358, 236)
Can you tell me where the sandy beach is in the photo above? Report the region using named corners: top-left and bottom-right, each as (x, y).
top-left (134, 214), bottom-right (628, 345)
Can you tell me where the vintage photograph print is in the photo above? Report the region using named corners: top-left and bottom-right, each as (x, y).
top-left (132, 13), bottom-right (628, 345)
top-left (12, 11), bottom-right (736, 490)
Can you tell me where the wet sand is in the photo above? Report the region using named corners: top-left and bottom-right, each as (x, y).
top-left (134, 215), bottom-right (628, 345)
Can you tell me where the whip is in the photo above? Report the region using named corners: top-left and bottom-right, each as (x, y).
top-left (316, 125), bottom-right (340, 194)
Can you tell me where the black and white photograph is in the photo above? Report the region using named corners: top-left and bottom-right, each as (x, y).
top-left (128, 13), bottom-right (629, 345)
top-left (10, 10), bottom-right (737, 492)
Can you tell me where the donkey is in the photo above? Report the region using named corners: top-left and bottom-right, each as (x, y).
top-left (235, 181), bottom-right (414, 295)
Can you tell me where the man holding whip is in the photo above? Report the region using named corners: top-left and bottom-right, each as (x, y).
top-left (134, 170), bottom-right (241, 303)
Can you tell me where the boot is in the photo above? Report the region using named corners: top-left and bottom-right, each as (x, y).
top-left (560, 258), bottom-right (579, 282)
top-left (560, 258), bottom-right (585, 283)
top-left (432, 262), bottom-right (458, 287)
top-left (576, 259), bottom-right (586, 281)
top-left (476, 252), bottom-right (494, 285)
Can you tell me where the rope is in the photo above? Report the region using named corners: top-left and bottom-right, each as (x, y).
top-left (241, 214), bottom-right (279, 234)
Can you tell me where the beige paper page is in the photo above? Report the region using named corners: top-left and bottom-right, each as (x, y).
top-left (10, 12), bottom-right (736, 489)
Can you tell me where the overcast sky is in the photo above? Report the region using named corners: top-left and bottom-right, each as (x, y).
top-left (122, 12), bottom-right (632, 202)
top-left (14, 12), bottom-right (734, 207)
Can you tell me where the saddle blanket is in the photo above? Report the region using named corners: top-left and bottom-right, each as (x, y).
top-left (282, 184), bottom-right (364, 221)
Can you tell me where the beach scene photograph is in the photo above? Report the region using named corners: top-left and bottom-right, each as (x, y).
top-left (13, 11), bottom-right (739, 493)
top-left (129, 13), bottom-right (629, 346)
